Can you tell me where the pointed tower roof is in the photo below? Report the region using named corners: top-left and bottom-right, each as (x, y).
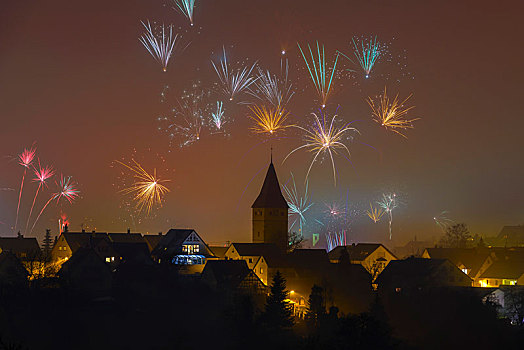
top-left (252, 161), bottom-right (288, 208)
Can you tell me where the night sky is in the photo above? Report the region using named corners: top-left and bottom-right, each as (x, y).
top-left (1, 0), bottom-right (522, 246)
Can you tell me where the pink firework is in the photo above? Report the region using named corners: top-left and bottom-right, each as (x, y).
top-left (14, 146), bottom-right (37, 233)
top-left (30, 174), bottom-right (79, 235)
top-left (24, 161), bottom-right (55, 235)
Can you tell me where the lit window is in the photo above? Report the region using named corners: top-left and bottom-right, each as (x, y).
top-left (111, 257), bottom-right (115, 262)
top-left (105, 257), bottom-right (111, 263)
top-left (260, 268), bottom-right (264, 274)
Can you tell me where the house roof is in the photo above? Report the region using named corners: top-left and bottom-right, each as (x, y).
top-left (143, 234), bottom-right (163, 252)
top-left (376, 257), bottom-right (471, 287)
top-left (289, 249), bottom-right (330, 268)
top-left (0, 251), bottom-right (29, 277)
top-left (328, 243), bottom-right (396, 262)
top-left (480, 250), bottom-right (524, 279)
top-left (230, 243), bottom-right (289, 267)
top-left (152, 229), bottom-right (214, 258)
top-left (424, 247), bottom-right (490, 276)
top-left (0, 236), bottom-right (40, 256)
top-left (497, 225), bottom-right (524, 241)
top-left (61, 232), bottom-right (109, 253)
top-left (108, 232), bottom-right (144, 244)
top-left (251, 162), bottom-right (288, 209)
top-left (111, 242), bottom-right (152, 264)
top-left (209, 246), bottom-right (228, 258)
top-left (202, 260), bottom-right (254, 289)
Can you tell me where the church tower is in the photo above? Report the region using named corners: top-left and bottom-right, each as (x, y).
top-left (251, 158), bottom-right (289, 252)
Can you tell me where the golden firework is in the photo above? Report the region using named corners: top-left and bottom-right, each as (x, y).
top-left (367, 87), bottom-right (419, 138)
top-left (116, 160), bottom-right (170, 214)
top-left (248, 105), bottom-right (291, 135)
top-left (366, 203), bottom-right (384, 223)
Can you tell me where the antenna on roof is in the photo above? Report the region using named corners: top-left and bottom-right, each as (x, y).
top-left (270, 146), bottom-right (273, 163)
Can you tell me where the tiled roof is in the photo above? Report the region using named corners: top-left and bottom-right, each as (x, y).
top-left (251, 162), bottom-right (288, 208)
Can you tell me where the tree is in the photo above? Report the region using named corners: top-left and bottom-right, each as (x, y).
top-left (287, 231), bottom-right (304, 253)
top-left (42, 229), bottom-right (53, 258)
top-left (305, 284), bottom-right (326, 329)
top-left (439, 223), bottom-right (472, 248)
top-left (262, 271), bottom-right (294, 330)
top-left (504, 287), bottom-right (524, 326)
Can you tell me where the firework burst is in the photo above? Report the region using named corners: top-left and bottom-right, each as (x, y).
top-left (284, 110), bottom-right (358, 185)
top-left (212, 46), bottom-right (258, 101)
top-left (116, 160), bottom-right (170, 215)
top-left (340, 36), bottom-right (382, 79)
top-left (172, 0), bottom-right (196, 26)
top-left (248, 60), bottom-right (294, 108)
top-left (14, 146), bottom-right (37, 233)
top-left (297, 42), bottom-right (339, 108)
top-left (366, 202), bottom-right (384, 223)
top-left (377, 193), bottom-right (398, 240)
top-left (30, 175), bottom-right (79, 234)
top-left (24, 161), bottom-right (54, 235)
top-left (434, 211), bottom-right (454, 232)
top-left (283, 173), bottom-right (313, 235)
top-left (159, 83), bottom-right (210, 147)
top-left (211, 101), bottom-right (225, 130)
top-left (139, 21), bottom-right (179, 72)
top-left (248, 105), bottom-right (291, 136)
top-left (367, 87), bottom-right (419, 138)
top-left (326, 230), bottom-right (347, 252)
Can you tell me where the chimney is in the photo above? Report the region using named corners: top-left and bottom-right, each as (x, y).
top-left (81, 229), bottom-right (85, 233)
top-left (158, 232), bottom-right (162, 236)
top-left (127, 228), bottom-right (131, 234)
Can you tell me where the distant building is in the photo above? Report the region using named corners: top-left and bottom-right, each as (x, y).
top-left (251, 159), bottom-right (289, 252)
top-left (328, 243), bottom-right (397, 279)
top-left (490, 225), bottom-right (524, 247)
top-left (152, 229), bottom-right (215, 274)
top-left (201, 260), bottom-right (267, 296)
top-left (0, 235), bottom-right (40, 260)
top-left (394, 238), bottom-right (435, 258)
top-left (375, 257), bottom-right (472, 293)
top-left (224, 243), bottom-right (295, 285)
top-left (422, 247), bottom-right (490, 278)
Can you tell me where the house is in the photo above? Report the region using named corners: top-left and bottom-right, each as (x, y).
top-left (0, 235), bottom-right (41, 260)
top-left (51, 231), bottom-right (110, 263)
top-left (489, 225), bottom-right (524, 247)
top-left (209, 246), bottom-right (229, 259)
top-left (0, 251), bottom-right (29, 292)
top-left (394, 238), bottom-right (435, 258)
top-left (328, 243), bottom-right (397, 279)
top-left (152, 229), bottom-right (215, 274)
top-left (475, 248), bottom-right (524, 287)
top-left (422, 247), bottom-right (490, 277)
top-left (201, 260), bottom-right (267, 296)
top-left (143, 233), bottom-right (164, 252)
top-left (375, 257), bottom-right (472, 293)
top-left (224, 242), bottom-right (295, 285)
top-left (57, 247), bottom-right (112, 298)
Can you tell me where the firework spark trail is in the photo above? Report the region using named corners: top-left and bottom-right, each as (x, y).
top-left (434, 211), bottom-right (454, 232)
top-left (159, 85), bottom-right (209, 147)
top-left (139, 21), bottom-right (179, 72)
top-left (248, 105), bottom-right (292, 136)
top-left (172, 0), bottom-right (196, 26)
top-left (211, 101), bottom-right (225, 130)
top-left (30, 175), bottom-right (80, 235)
top-left (339, 36), bottom-right (382, 79)
top-left (283, 173), bottom-right (313, 235)
top-left (24, 162), bottom-right (54, 235)
top-left (14, 146), bottom-right (36, 233)
top-left (366, 202), bottom-right (384, 223)
top-left (367, 87), bottom-right (419, 138)
top-left (326, 230), bottom-right (347, 251)
top-left (283, 110), bottom-right (359, 185)
top-left (212, 46), bottom-right (258, 101)
top-left (297, 42), bottom-right (339, 108)
top-left (116, 160), bottom-right (170, 215)
top-left (377, 193), bottom-right (397, 240)
top-left (248, 60), bottom-right (294, 108)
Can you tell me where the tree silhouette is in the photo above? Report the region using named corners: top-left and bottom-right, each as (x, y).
top-left (262, 271), bottom-right (294, 330)
top-left (439, 223), bottom-right (472, 248)
top-left (42, 229), bottom-right (53, 258)
top-left (305, 284), bottom-right (326, 329)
